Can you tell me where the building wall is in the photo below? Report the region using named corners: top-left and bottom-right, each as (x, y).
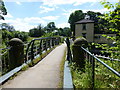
top-left (94, 34), bottom-right (116, 44)
top-left (75, 24), bottom-right (82, 37)
top-left (87, 23), bottom-right (94, 42)
top-left (75, 23), bottom-right (116, 44)
top-left (75, 23), bottom-right (94, 42)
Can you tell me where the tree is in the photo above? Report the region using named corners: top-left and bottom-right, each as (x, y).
top-left (68, 9), bottom-right (114, 35)
top-left (58, 27), bottom-right (71, 37)
top-left (37, 24), bottom-right (45, 35)
top-left (0, 0), bottom-right (7, 20)
top-left (68, 10), bottom-right (85, 37)
top-left (46, 22), bottom-right (56, 33)
top-left (29, 28), bottom-right (39, 37)
top-left (1, 23), bottom-right (15, 31)
top-left (99, 1), bottom-right (120, 59)
top-left (29, 24), bottom-right (45, 37)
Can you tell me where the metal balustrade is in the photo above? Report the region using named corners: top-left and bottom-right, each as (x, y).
top-left (66, 38), bottom-right (120, 88)
top-left (81, 46), bottom-right (120, 88)
top-left (0, 37), bottom-right (61, 84)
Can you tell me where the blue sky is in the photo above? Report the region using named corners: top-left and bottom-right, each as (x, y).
top-left (1, 0), bottom-right (118, 32)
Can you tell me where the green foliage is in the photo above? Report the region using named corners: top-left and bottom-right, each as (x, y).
top-left (71, 58), bottom-right (120, 88)
top-left (95, 1), bottom-right (120, 59)
top-left (68, 9), bottom-right (109, 36)
top-left (70, 62), bottom-right (92, 88)
top-left (21, 64), bottom-right (29, 71)
top-left (2, 29), bottom-right (29, 47)
top-left (29, 24), bottom-right (45, 37)
top-left (68, 10), bottom-right (84, 36)
top-left (58, 27), bottom-right (71, 37)
top-left (45, 22), bottom-right (56, 33)
top-left (1, 23), bottom-right (29, 48)
top-left (28, 21), bottom-right (72, 38)
top-left (42, 32), bottom-right (54, 37)
top-left (94, 59), bottom-right (120, 88)
top-left (0, 0), bottom-right (7, 20)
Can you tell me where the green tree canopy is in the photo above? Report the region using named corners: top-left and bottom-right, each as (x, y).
top-left (0, 0), bottom-right (7, 20)
top-left (29, 24), bottom-right (45, 37)
top-left (1, 23), bottom-right (15, 31)
top-left (46, 22), bottom-right (56, 33)
top-left (68, 10), bottom-right (84, 36)
top-left (98, 1), bottom-right (120, 59)
top-left (58, 27), bottom-right (71, 37)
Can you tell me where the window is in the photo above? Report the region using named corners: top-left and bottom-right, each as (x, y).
top-left (82, 33), bottom-right (86, 38)
top-left (82, 24), bottom-right (86, 30)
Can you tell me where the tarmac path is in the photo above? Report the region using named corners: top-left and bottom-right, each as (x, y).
top-left (2, 43), bottom-right (66, 88)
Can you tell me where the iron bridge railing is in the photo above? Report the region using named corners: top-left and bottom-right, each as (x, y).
top-left (81, 46), bottom-right (120, 88)
top-left (0, 37), bottom-right (61, 84)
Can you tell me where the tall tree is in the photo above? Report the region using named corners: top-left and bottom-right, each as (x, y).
top-left (99, 1), bottom-right (120, 59)
top-left (1, 23), bottom-right (15, 31)
top-left (46, 22), bottom-right (56, 33)
top-left (0, 0), bottom-right (7, 20)
top-left (68, 10), bottom-right (85, 37)
top-left (29, 24), bottom-right (45, 37)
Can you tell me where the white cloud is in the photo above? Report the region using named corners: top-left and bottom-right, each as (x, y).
top-left (82, 8), bottom-right (109, 13)
top-left (42, 16), bottom-right (60, 21)
top-left (15, 1), bottom-right (22, 5)
top-left (23, 17), bottom-right (46, 24)
top-left (62, 9), bottom-right (80, 19)
top-left (39, 6), bottom-right (55, 14)
top-left (4, 0), bottom-right (118, 3)
top-left (1, 17), bottom-right (47, 32)
top-left (40, 0), bottom-right (103, 6)
top-left (1, 15), bottom-right (61, 32)
top-left (40, 0), bottom-right (118, 6)
top-left (57, 23), bottom-right (70, 28)
top-left (62, 8), bottom-right (109, 19)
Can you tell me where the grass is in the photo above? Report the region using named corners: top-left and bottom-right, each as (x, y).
top-left (57, 47), bottom-right (66, 88)
top-left (70, 61), bottom-right (92, 88)
top-left (94, 59), bottom-right (120, 88)
top-left (21, 64), bottom-right (29, 71)
top-left (70, 58), bottom-right (120, 89)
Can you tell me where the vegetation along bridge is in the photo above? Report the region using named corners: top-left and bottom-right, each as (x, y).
top-left (0, 37), bottom-right (120, 89)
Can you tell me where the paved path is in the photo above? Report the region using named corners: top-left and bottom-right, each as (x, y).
top-left (2, 44), bottom-right (66, 88)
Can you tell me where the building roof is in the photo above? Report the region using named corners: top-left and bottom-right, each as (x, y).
top-left (75, 19), bottom-right (94, 24)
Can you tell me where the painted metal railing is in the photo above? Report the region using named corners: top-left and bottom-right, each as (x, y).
top-left (0, 47), bottom-right (11, 75)
top-left (0, 37), bottom-right (61, 84)
top-left (81, 46), bottom-right (120, 88)
top-left (65, 38), bottom-right (120, 88)
top-left (25, 37), bottom-right (60, 63)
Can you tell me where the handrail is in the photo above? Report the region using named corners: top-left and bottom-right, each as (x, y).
top-left (25, 37), bottom-right (60, 62)
top-left (0, 37), bottom-right (61, 84)
top-left (95, 54), bottom-right (120, 62)
top-left (81, 46), bottom-right (120, 77)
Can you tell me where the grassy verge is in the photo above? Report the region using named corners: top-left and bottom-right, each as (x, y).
top-left (57, 47), bottom-right (66, 88)
top-left (70, 61), bottom-right (92, 88)
top-left (70, 59), bottom-right (120, 89)
top-left (94, 60), bottom-right (120, 88)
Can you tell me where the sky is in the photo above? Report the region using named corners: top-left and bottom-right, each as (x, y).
top-left (1, 0), bottom-right (119, 32)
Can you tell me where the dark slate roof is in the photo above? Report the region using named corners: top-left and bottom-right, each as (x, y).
top-left (75, 19), bottom-right (94, 24)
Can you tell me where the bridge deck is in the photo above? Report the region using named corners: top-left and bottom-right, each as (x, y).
top-left (2, 44), bottom-right (66, 88)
